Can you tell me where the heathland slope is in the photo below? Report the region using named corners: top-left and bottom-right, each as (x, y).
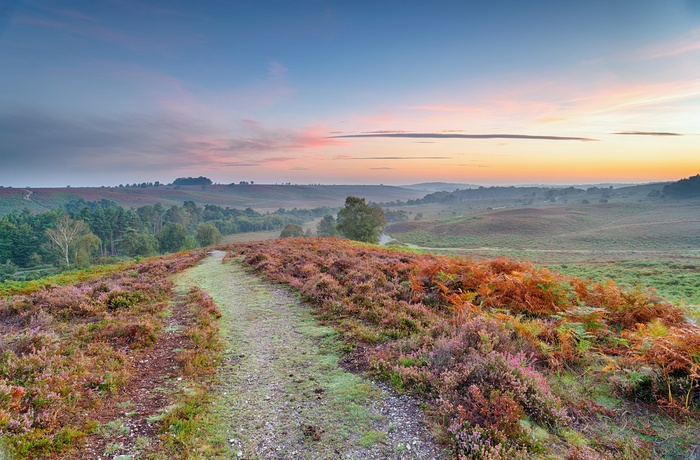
top-left (0, 248), bottom-right (447, 459)
top-left (228, 238), bottom-right (700, 459)
top-left (1, 239), bottom-right (698, 459)
top-left (0, 184), bottom-right (427, 216)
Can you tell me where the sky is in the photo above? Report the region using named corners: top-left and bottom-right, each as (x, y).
top-left (1, 0), bottom-right (699, 187)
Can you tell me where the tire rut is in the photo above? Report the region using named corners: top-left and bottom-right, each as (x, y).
top-left (177, 250), bottom-right (449, 459)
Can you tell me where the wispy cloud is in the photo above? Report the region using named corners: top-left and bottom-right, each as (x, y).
top-left (640, 28), bottom-right (700, 60)
top-left (330, 132), bottom-right (596, 141)
top-left (267, 61), bottom-right (288, 79)
top-left (614, 131), bottom-right (682, 136)
top-left (0, 109), bottom-right (340, 179)
top-left (410, 74), bottom-right (700, 134)
top-left (210, 123), bottom-right (344, 154)
top-left (333, 155), bottom-right (453, 160)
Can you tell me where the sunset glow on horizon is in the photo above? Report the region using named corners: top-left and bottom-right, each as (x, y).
top-left (1, 1), bottom-right (699, 187)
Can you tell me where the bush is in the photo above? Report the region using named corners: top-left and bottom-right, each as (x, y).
top-left (280, 223), bottom-right (304, 238)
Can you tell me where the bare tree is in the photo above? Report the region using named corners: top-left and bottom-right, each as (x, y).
top-left (46, 215), bottom-right (95, 268)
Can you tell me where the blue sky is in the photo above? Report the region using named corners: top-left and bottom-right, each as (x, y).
top-left (1, 0), bottom-right (699, 187)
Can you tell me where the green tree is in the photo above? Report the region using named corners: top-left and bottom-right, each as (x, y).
top-left (280, 223), bottom-right (304, 238)
top-left (122, 230), bottom-right (159, 257)
top-left (336, 196), bottom-right (386, 243)
top-left (316, 215), bottom-right (339, 237)
top-left (73, 232), bottom-right (101, 268)
top-left (196, 222), bottom-right (222, 247)
top-left (0, 220), bottom-right (14, 264)
top-left (157, 223), bottom-right (188, 253)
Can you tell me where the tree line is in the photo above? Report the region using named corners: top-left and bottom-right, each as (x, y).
top-left (280, 196), bottom-right (387, 244)
top-left (0, 199), bottom-right (332, 280)
top-left (662, 174), bottom-right (700, 199)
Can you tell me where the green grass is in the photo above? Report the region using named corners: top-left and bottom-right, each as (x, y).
top-left (358, 430), bottom-right (387, 448)
top-left (0, 260), bottom-right (135, 296)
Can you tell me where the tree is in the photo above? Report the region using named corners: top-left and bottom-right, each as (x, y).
top-left (172, 176), bottom-right (212, 186)
top-left (316, 215), bottom-right (339, 237)
top-left (280, 223), bottom-right (304, 238)
top-left (0, 220), bottom-right (14, 264)
top-left (122, 230), bottom-right (159, 257)
top-left (46, 215), bottom-right (99, 268)
top-left (196, 222), bottom-right (222, 247)
top-left (157, 223), bottom-right (188, 253)
top-left (336, 196), bottom-right (386, 244)
top-left (663, 174), bottom-right (700, 198)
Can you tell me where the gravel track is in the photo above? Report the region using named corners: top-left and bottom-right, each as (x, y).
top-left (178, 250), bottom-right (449, 459)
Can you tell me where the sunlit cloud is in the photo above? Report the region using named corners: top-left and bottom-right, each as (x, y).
top-left (409, 73), bottom-right (700, 135)
top-left (331, 132), bottom-right (596, 141)
top-left (210, 123), bottom-right (344, 154)
top-left (333, 155), bottom-right (453, 160)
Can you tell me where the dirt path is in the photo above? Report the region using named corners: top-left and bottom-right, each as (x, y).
top-left (177, 250), bottom-right (448, 459)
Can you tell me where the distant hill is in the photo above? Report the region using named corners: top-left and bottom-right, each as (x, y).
top-left (387, 200), bottom-right (700, 251)
top-left (398, 181), bottom-right (675, 205)
top-left (401, 182), bottom-right (480, 192)
top-left (0, 184), bottom-right (428, 216)
top-left (662, 174), bottom-right (700, 198)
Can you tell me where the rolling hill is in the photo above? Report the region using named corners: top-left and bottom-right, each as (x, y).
top-left (387, 201), bottom-right (700, 252)
top-left (0, 184), bottom-right (428, 216)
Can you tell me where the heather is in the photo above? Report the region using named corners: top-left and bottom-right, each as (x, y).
top-left (229, 237), bottom-right (700, 458)
top-left (0, 251), bottom-right (205, 457)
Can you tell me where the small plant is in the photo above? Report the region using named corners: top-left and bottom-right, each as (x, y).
top-left (358, 429), bottom-right (386, 448)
